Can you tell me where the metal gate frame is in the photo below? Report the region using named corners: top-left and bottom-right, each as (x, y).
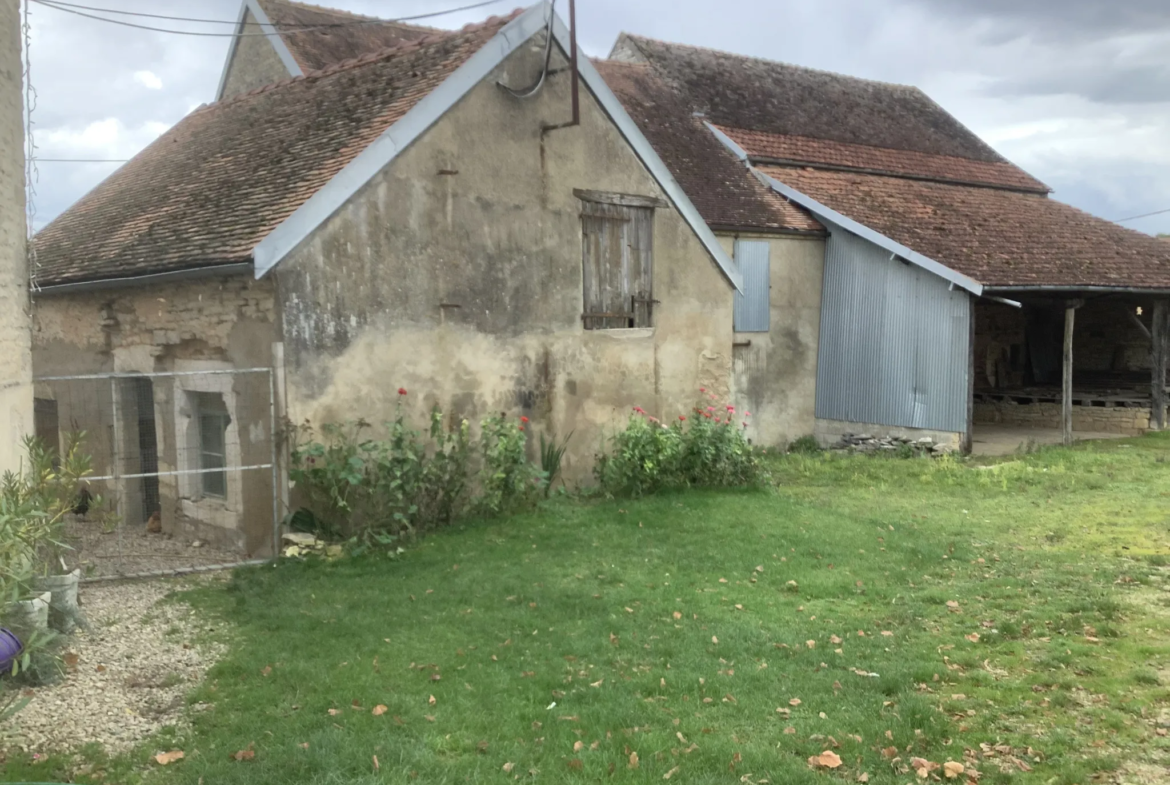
top-left (32, 367), bottom-right (280, 581)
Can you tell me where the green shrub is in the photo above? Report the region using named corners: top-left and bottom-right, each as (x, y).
top-left (478, 414), bottom-right (540, 515)
top-left (539, 431), bottom-right (572, 497)
top-left (788, 435), bottom-right (821, 454)
top-left (289, 394), bottom-right (471, 545)
top-left (595, 396), bottom-right (766, 497)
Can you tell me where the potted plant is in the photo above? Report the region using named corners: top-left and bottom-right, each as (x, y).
top-left (4, 434), bottom-right (95, 636)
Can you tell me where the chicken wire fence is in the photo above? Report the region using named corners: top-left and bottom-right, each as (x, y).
top-left (31, 369), bottom-right (279, 581)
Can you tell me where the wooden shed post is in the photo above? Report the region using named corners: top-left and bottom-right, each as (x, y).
top-left (1152, 300), bottom-right (1169, 430)
top-left (1061, 300), bottom-right (1083, 447)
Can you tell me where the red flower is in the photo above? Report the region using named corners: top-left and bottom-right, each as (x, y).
top-left (742, 421), bottom-right (748, 428)
top-left (745, 411), bottom-right (752, 417)
top-left (699, 387), bottom-right (707, 393)
top-left (518, 426), bottom-right (525, 431)
top-left (727, 405), bottom-right (735, 413)
top-left (679, 415), bottom-right (686, 421)
top-left (397, 387), bottom-right (407, 396)
top-left (703, 412), bottom-right (712, 419)
top-left (706, 406), bottom-right (715, 412)
top-left (715, 418), bottom-right (722, 424)
top-left (520, 416), bottom-right (529, 423)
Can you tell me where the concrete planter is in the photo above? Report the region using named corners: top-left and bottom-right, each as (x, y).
top-left (36, 570), bottom-right (83, 634)
top-left (11, 591), bottom-right (51, 633)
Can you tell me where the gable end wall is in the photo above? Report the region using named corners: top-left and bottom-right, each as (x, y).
top-left (276, 37), bottom-right (735, 479)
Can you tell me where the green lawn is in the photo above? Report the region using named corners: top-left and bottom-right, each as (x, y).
top-left (10, 436), bottom-right (1170, 784)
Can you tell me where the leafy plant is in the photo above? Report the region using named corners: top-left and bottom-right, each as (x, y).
top-left (788, 435), bottom-right (821, 454)
top-left (539, 430), bottom-right (572, 497)
top-left (595, 394), bottom-right (767, 497)
top-left (478, 414), bottom-right (540, 515)
top-left (289, 393), bottom-right (471, 547)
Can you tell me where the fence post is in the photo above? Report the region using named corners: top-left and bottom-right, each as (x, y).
top-left (109, 375), bottom-right (124, 571)
top-left (269, 369), bottom-right (280, 559)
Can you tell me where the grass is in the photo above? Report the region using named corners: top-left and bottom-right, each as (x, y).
top-left (6, 435), bottom-right (1170, 784)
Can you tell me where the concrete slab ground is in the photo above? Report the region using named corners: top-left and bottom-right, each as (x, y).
top-left (970, 425), bottom-right (1129, 457)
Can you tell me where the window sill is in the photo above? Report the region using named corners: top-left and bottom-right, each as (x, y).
top-left (582, 327), bottom-right (654, 340)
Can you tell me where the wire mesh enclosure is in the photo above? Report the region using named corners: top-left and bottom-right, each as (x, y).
top-left (31, 369), bottom-right (279, 580)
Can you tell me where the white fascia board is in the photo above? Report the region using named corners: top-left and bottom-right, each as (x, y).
top-left (753, 169), bottom-right (983, 296)
top-left (253, 3), bottom-right (551, 277)
top-left (216, 0), bottom-right (304, 102)
top-left (560, 23), bottom-right (742, 291)
top-left (702, 120), bottom-right (982, 296)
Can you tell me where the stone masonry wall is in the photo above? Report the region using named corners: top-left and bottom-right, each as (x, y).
top-left (974, 401), bottom-right (1160, 435)
top-left (0, 0), bottom-right (31, 474)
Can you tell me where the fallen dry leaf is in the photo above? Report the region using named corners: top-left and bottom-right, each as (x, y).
top-left (664, 765), bottom-right (681, 779)
top-left (568, 758), bottom-right (583, 771)
top-left (789, 698), bottom-right (802, 706)
top-left (830, 635), bottom-right (843, 645)
top-left (965, 633), bottom-right (981, 643)
top-left (260, 665), bottom-right (271, 677)
top-left (881, 746), bottom-right (898, 759)
top-left (63, 651), bottom-right (79, 668)
top-left (784, 726), bottom-right (796, 735)
top-left (943, 761), bottom-right (964, 779)
top-left (946, 601), bottom-right (960, 612)
top-left (573, 741), bottom-right (584, 752)
top-left (806, 640), bottom-right (816, 649)
top-left (327, 709), bottom-right (341, 716)
top-left (373, 755), bottom-right (380, 772)
top-left (712, 636), bottom-right (719, 644)
top-left (372, 704), bottom-right (388, 716)
top-left (299, 742), bottom-right (309, 749)
top-left (428, 694), bottom-right (437, 706)
top-left (858, 774), bottom-right (869, 783)
top-left (231, 748), bottom-right (256, 762)
top-left (673, 611), bottom-right (682, 620)
top-left (502, 762), bottom-right (515, 773)
top-left (610, 632), bottom-right (619, 646)
top-left (808, 750), bottom-right (843, 769)
top-left (880, 630), bottom-right (894, 637)
top-left (154, 750), bottom-right (184, 765)
top-left (629, 751), bottom-right (640, 769)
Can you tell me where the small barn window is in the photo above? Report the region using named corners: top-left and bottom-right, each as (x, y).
top-left (577, 190), bottom-right (656, 330)
top-left (733, 240), bottom-right (771, 332)
top-left (195, 393), bottom-right (230, 499)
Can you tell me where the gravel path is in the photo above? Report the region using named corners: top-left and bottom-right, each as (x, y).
top-left (2, 576), bottom-right (225, 754)
top-left (65, 517), bottom-right (243, 579)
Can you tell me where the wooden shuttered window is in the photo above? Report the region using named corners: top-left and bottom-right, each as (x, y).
top-left (580, 198), bottom-right (655, 330)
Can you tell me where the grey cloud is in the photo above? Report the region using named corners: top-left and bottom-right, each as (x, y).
top-left (987, 64), bottom-right (1170, 103)
top-left (902, 0), bottom-right (1170, 41)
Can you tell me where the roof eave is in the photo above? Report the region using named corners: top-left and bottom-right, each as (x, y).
top-left (32, 261), bottom-right (255, 296)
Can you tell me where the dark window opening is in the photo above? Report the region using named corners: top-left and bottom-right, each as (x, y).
top-left (195, 393), bottom-right (230, 499)
top-left (131, 377), bottom-right (160, 521)
top-left (34, 398), bottom-right (59, 467)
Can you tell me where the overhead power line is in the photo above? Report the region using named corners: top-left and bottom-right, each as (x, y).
top-left (1114, 207), bottom-right (1170, 223)
top-left (31, 0), bottom-right (508, 37)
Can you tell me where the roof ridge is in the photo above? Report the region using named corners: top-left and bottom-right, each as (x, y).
top-left (208, 9), bottom-right (523, 111)
top-left (265, 0), bottom-right (446, 34)
top-left (621, 33), bottom-right (923, 95)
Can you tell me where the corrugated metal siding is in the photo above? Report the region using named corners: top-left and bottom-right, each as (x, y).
top-left (733, 240), bottom-right (770, 332)
top-left (815, 225), bottom-right (970, 432)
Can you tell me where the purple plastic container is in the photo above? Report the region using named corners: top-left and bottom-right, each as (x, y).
top-left (0, 628), bottom-right (23, 675)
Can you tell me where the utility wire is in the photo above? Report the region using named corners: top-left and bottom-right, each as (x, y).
top-left (1114, 207), bottom-right (1170, 223)
top-left (500, 0), bottom-right (554, 98)
top-left (31, 0), bottom-right (508, 37)
top-left (38, 158), bottom-right (130, 163)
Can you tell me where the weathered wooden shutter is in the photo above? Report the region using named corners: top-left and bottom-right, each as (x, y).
top-left (580, 201), bottom-right (654, 330)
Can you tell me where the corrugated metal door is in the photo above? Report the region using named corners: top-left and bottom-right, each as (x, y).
top-left (581, 202), bottom-right (653, 329)
top-left (733, 239), bottom-right (770, 332)
top-left (815, 225), bottom-right (970, 432)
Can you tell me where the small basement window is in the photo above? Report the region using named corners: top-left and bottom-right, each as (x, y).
top-left (733, 239), bottom-right (770, 332)
top-left (577, 190), bottom-right (657, 330)
top-left (194, 393), bottom-right (230, 499)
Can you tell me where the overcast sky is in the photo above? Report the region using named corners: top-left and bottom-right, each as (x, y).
top-left (22, 0), bottom-right (1170, 235)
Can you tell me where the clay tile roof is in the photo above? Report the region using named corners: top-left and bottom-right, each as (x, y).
top-left (761, 165), bottom-right (1170, 290)
top-left (256, 0), bottom-right (440, 72)
top-left (611, 34), bottom-right (1008, 163)
top-left (594, 60), bottom-right (820, 234)
top-left (715, 126), bottom-right (1049, 194)
top-left (33, 11), bottom-right (522, 288)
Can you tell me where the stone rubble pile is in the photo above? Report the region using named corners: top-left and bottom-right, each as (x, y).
top-left (832, 433), bottom-right (954, 455)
